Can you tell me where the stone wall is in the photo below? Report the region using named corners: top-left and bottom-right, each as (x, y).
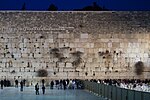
top-left (0, 11), bottom-right (150, 81)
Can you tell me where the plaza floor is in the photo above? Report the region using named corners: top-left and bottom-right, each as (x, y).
top-left (0, 87), bottom-right (106, 100)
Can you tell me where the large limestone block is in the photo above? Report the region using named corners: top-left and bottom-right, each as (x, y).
top-left (80, 33), bottom-right (88, 39)
top-left (22, 53), bottom-right (28, 58)
top-left (58, 68), bottom-right (64, 72)
top-left (56, 72), bottom-right (67, 77)
top-left (66, 63), bottom-right (73, 68)
top-left (80, 38), bottom-right (88, 43)
top-left (63, 34), bottom-right (70, 38)
top-left (69, 43), bottom-right (74, 48)
top-left (58, 63), bottom-right (65, 68)
top-left (58, 34), bottom-right (64, 38)
top-left (63, 68), bottom-right (74, 72)
top-left (68, 72), bottom-right (79, 77)
top-left (76, 48), bottom-right (84, 52)
top-left (47, 68), bottom-right (54, 72)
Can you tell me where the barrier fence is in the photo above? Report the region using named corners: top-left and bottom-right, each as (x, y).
top-left (82, 81), bottom-right (150, 100)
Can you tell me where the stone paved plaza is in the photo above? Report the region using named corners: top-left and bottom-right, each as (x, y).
top-left (0, 87), bottom-right (105, 100)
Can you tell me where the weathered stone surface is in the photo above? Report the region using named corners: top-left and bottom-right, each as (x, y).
top-left (0, 11), bottom-right (150, 81)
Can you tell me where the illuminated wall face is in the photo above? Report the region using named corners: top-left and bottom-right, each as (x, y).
top-left (0, 11), bottom-right (150, 80)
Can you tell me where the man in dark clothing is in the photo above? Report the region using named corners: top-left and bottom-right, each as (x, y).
top-left (42, 85), bottom-right (45, 94)
top-left (20, 81), bottom-right (23, 91)
top-left (1, 80), bottom-right (4, 89)
top-left (35, 83), bottom-right (39, 95)
top-left (63, 80), bottom-right (66, 90)
top-left (4, 79), bottom-right (7, 87)
top-left (59, 80), bottom-right (63, 89)
top-left (55, 80), bottom-right (59, 89)
top-left (23, 79), bottom-right (26, 86)
top-left (66, 79), bottom-right (69, 86)
top-left (50, 81), bottom-right (54, 89)
top-left (42, 79), bottom-right (45, 85)
top-left (15, 79), bottom-right (18, 88)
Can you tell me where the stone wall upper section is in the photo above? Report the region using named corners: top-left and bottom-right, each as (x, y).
top-left (0, 11), bottom-right (150, 34)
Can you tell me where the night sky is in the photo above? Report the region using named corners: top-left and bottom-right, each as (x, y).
top-left (0, 0), bottom-right (150, 11)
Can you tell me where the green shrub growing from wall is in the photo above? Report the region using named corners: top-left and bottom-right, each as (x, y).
top-left (37, 69), bottom-right (48, 77)
top-left (134, 61), bottom-right (144, 75)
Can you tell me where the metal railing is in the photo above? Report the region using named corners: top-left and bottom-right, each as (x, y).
top-left (83, 81), bottom-right (150, 100)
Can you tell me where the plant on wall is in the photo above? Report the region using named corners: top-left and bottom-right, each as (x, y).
top-left (71, 51), bottom-right (84, 69)
top-left (50, 48), bottom-right (61, 58)
top-left (85, 72), bottom-right (88, 76)
top-left (134, 61), bottom-right (144, 75)
top-left (51, 46), bottom-right (71, 62)
top-left (71, 51), bottom-right (83, 57)
top-left (11, 70), bottom-right (15, 74)
top-left (98, 50), bottom-right (112, 59)
top-left (59, 57), bottom-right (67, 62)
top-left (98, 50), bottom-right (112, 71)
top-left (72, 57), bottom-right (83, 67)
top-left (37, 69), bottom-right (48, 77)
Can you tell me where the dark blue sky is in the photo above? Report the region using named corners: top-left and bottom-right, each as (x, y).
top-left (0, 0), bottom-right (150, 10)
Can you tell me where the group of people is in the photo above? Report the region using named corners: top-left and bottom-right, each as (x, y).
top-left (14, 79), bottom-right (26, 92)
top-left (15, 79), bottom-right (26, 87)
top-left (0, 79), bottom-right (11, 89)
top-left (34, 79), bottom-right (83, 95)
top-left (89, 79), bottom-right (150, 92)
top-left (50, 79), bottom-right (83, 90)
top-left (0, 78), bottom-right (83, 95)
top-left (35, 79), bottom-right (45, 95)
top-left (0, 79), bottom-right (25, 92)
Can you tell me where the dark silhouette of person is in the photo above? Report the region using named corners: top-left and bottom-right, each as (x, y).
top-left (1, 80), bottom-right (4, 89)
top-left (50, 81), bottom-right (54, 89)
top-left (6, 80), bottom-right (9, 87)
top-left (59, 80), bottom-right (63, 89)
top-left (20, 81), bottom-right (23, 91)
top-left (15, 79), bottom-right (18, 88)
top-left (42, 79), bottom-right (45, 85)
top-left (76, 80), bottom-right (79, 89)
top-left (4, 79), bottom-right (7, 87)
top-left (55, 80), bottom-right (59, 89)
top-left (42, 85), bottom-right (45, 94)
top-left (23, 79), bottom-right (26, 86)
top-left (63, 80), bottom-right (66, 90)
top-left (8, 80), bottom-right (11, 87)
top-left (35, 83), bottom-right (39, 95)
top-left (66, 79), bottom-right (69, 85)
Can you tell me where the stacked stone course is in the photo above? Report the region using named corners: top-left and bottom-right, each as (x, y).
top-left (0, 11), bottom-right (150, 82)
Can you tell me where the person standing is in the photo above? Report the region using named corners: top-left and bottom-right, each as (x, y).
top-left (23, 79), bottom-right (26, 86)
top-left (59, 80), bottom-right (63, 89)
top-left (15, 79), bottom-right (18, 88)
top-left (50, 81), bottom-right (54, 89)
top-left (42, 85), bottom-right (45, 94)
top-left (4, 79), bottom-right (7, 87)
top-left (63, 80), bottom-right (66, 90)
top-left (42, 79), bottom-right (45, 85)
top-left (35, 83), bottom-right (39, 95)
top-left (20, 81), bottom-right (23, 91)
top-left (1, 80), bottom-right (4, 89)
